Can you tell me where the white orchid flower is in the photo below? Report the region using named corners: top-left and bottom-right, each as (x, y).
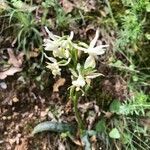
top-left (44, 53), bottom-right (71, 77)
top-left (72, 64), bottom-right (86, 91)
top-left (73, 28), bottom-right (108, 69)
top-left (72, 74), bottom-right (86, 91)
top-left (46, 57), bottom-right (61, 77)
top-left (71, 64), bottom-right (102, 91)
top-left (43, 27), bottom-right (74, 59)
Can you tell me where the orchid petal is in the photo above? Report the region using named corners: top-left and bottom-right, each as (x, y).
top-left (45, 26), bottom-right (59, 40)
top-left (44, 43), bottom-right (59, 51)
top-left (43, 37), bottom-right (60, 51)
top-left (84, 55), bottom-right (96, 69)
top-left (43, 54), bottom-right (57, 62)
top-left (89, 28), bottom-right (100, 48)
top-left (85, 78), bottom-right (91, 85)
top-left (77, 63), bottom-right (81, 72)
top-left (86, 73), bottom-right (103, 79)
top-left (69, 31), bottom-right (74, 40)
top-left (87, 45), bottom-right (108, 55)
top-left (69, 68), bottom-right (78, 78)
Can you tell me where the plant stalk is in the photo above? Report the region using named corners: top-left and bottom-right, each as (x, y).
top-left (73, 93), bottom-right (84, 131)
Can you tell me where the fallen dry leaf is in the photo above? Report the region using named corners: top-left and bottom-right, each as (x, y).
top-left (86, 111), bottom-right (97, 130)
top-left (103, 111), bottom-right (113, 118)
top-left (15, 138), bottom-right (28, 150)
top-left (85, 24), bottom-right (96, 40)
top-left (74, 0), bottom-right (96, 12)
top-left (64, 99), bottom-right (72, 114)
top-left (0, 0), bottom-right (10, 10)
top-left (12, 96), bottom-right (19, 103)
top-left (72, 139), bottom-right (82, 146)
top-left (28, 48), bottom-right (39, 58)
top-left (53, 78), bottom-right (66, 92)
top-left (61, 0), bottom-right (74, 13)
top-left (0, 67), bottom-right (22, 79)
top-left (58, 140), bottom-right (65, 150)
top-left (79, 101), bottom-right (100, 129)
top-left (0, 49), bottom-right (24, 79)
top-left (78, 101), bottom-right (95, 113)
top-left (7, 48), bottom-right (24, 68)
top-left (28, 51), bottom-right (39, 58)
top-left (40, 111), bottom-right (47, 117)
top-left (69, 135), bottom-right (82, 146)
top-left (140, 118), bottom-right (150, 128)
top-left (90, 135), bottom-right (97, 143)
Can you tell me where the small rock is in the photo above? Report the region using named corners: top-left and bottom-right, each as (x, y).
top-left (34, 105), bottom-right (38, 110)
top-left (12, 97), bottom-right (19, 103)
top-left (28, 113), bottom-right (33, 118)
top-left (0, 82), bottom-right (7, 89)
top-left (7, 116), bottom-right (11, 120)
top-left (40, 111), bottom-right (47, 117)
top-left (2, 116), bottom-right (7, 120)
top-left (9, 138), bottom-right (16, 145)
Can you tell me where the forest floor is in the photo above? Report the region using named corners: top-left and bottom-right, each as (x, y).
top-left (0, 0), bottom-right (150, 150)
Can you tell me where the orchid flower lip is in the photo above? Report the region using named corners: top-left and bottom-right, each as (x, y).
top-left (72, 74), bottom-right (86, 88)
top-left (46, 60), bottom-right (61, 77)
top-left (84, 55), bottom-right (96, 69)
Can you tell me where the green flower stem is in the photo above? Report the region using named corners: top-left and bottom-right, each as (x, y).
top-left (73, 92), bottom-right (85, 131)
